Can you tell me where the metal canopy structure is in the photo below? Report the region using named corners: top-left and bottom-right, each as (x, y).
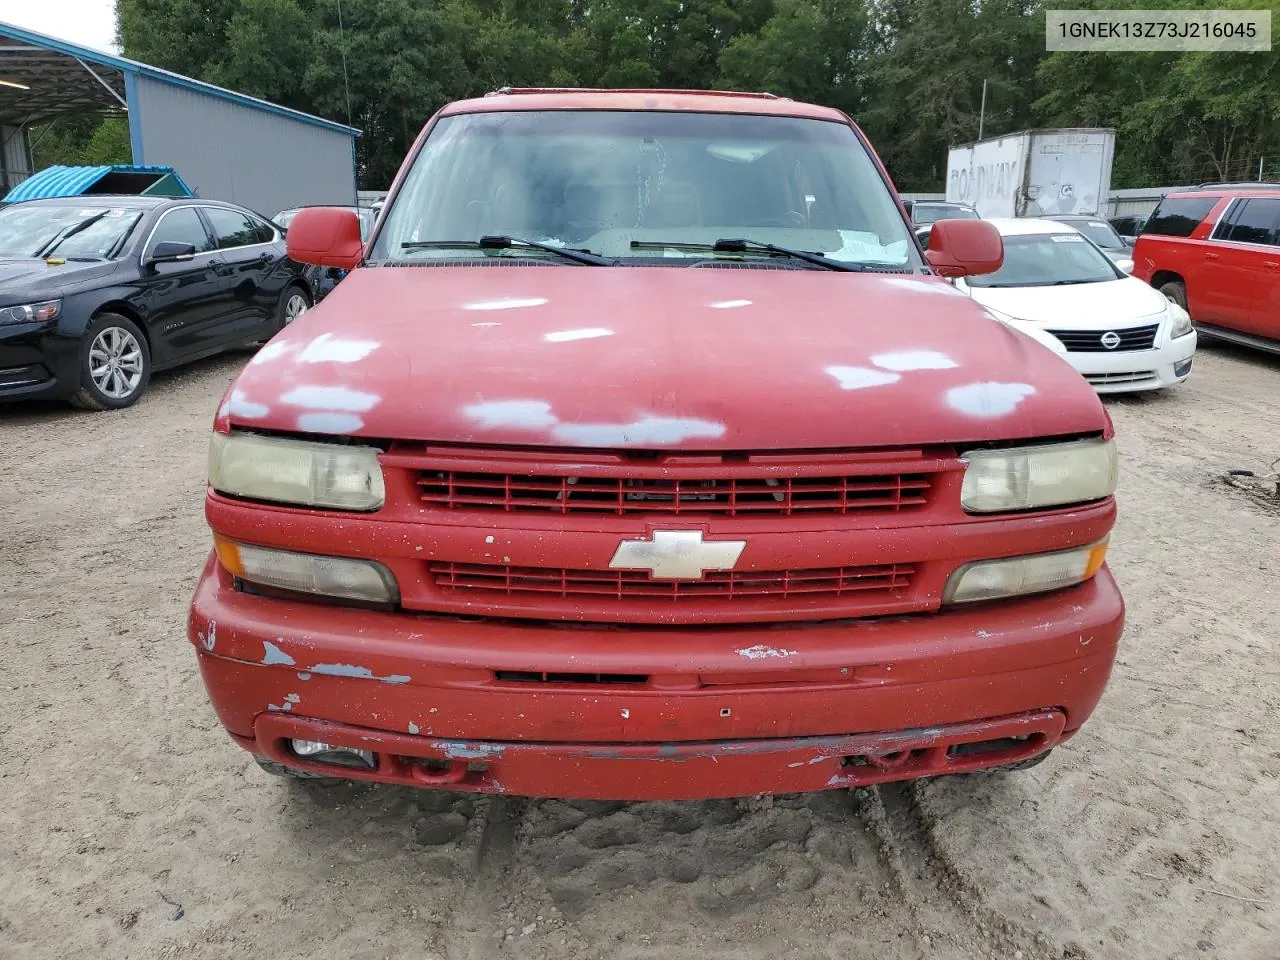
top-left (0, 21), bottom-right (360, 213)
top-left (0, 38), bottom-right (126, 126)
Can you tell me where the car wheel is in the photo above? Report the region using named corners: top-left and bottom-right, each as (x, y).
top-left (998, 748), bottom-right (1053, 772)
top-left (69, 313), bottom-right (152, 411)
top-left (1159, 280), bottom-right (1188, 313)
top-left (278, 284), bottom-right (311, 329)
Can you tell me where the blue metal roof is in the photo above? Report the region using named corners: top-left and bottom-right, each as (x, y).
top-left (0, 22), bottom-right (360, 138)
top-left (4, 164), bottom-right (195, 202)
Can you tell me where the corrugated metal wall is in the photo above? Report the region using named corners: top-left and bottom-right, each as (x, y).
top-left (1, 125), bottom-right (33, 191)
top-left (130, 74), bottom-right (355, 217)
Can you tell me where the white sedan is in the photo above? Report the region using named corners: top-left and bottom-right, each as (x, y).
top-left (955, 218), bottom-right (1197, 393)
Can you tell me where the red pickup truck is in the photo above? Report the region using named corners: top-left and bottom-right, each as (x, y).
top-left (190, 89), bottom-right (1122, 801)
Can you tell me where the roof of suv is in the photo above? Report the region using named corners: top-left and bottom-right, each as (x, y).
top-left (1165, 185), bottom-right (1280, 200)
top-left (440, 88), bottom-right (849, 122)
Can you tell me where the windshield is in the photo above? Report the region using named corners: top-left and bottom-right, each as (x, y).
top-left (0, 203), bottom-right (143, 259)
top-left (966, 232), bottom-right (1120, 288)
top-left (913, 204), bottom-right (979, 226)
top-left (1062, 219), bottom-right (1124, 250)
top-left (370, 110), bottom-right (915, 268)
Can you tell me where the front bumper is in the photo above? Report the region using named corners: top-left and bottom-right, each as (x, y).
top-left (1070, 331), bottom-right (1197, 393)
top-left (189, 556), bottom-right (1124, 800)
top-left (0, 319), bottom-right (79, 402)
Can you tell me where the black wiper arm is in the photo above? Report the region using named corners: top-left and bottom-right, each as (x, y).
top-left (37, 211), bottom-right (109, 257)
top-left (400, 236), bottom-right (615, 266)
top-left (714, 238), bottom-right (864, 272)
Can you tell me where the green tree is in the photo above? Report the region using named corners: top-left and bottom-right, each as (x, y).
top-left (859, 0), bottom-right (1043, 190)
top-left (29, 116), bottom-right (131, 168)
top-left (718, 0), bottom-right (870, 111)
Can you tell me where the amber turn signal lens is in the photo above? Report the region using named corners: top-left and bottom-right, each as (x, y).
top-left (213, 535), bottom-right (245, 577)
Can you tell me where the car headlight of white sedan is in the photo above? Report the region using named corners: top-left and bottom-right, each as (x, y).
top-left (1166, 300), bottom-right (1194, 339)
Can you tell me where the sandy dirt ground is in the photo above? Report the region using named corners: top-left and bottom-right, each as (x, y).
top-left (2, 343), bottom-right (1278, 960)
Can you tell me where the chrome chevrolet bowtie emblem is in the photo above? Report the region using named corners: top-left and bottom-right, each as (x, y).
top-left (609, 530), bottom-right (747, 580)
top-left (1100, 331), bottom-right (1121, 349)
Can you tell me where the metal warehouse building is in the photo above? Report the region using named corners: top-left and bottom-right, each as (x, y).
top-left (0, 21), bottom-right (359, 216)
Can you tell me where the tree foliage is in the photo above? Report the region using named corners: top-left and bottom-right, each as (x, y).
top-left (92, 0), bottom-right (1280, 191)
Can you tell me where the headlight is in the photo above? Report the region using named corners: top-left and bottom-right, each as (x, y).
top-left (214, 536), bottom-right (399, 604)
top-left (0, 299), bottom-right (60, 325)
top-left (1167, 301), bottom-right (1194, 339)
top-left (943, 539), bottom-right (1109, 604)
top-left (209, 431), bottom-right (384, 510)
top-left (961, 438), bottom-right (1118, 513)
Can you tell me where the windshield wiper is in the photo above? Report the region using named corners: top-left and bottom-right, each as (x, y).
top-left (400, 236), bottom-right (615, 266)
top-left (36, 211), bottom-right (110, 258)
top-left (630, 238), bottom-right (864, 272)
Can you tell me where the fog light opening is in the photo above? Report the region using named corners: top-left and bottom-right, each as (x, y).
top-left (289, 738), bottom-right (377, 770)
top-left (947, 733), bottom-right (1041, 760)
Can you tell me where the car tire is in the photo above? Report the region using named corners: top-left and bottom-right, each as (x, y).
top-left (998, 748), bottom-right (1053, 772)
top-left (253, 756), bottom-right (345, 785)
top-left (277, 283), bottom-right (311, 331)
top-left (69, 312), bottom-right (152, 411)
top-left (1159, 280), bottom-right (1188, 313)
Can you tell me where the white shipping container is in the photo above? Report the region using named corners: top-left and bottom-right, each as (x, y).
top-left (945, 129), bottom-right (1115, 220)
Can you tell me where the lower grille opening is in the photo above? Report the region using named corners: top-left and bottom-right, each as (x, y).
top-left (947, 734), bottom-right (1039, 759)
top-left (842, 748), bottom-right (931, 770)
top-left (494, 670), bottom-right (649, 685)
top-left (1084, 370), bottom-right (1158, 385)
top-left (0, 364), bottom-right (51, 389)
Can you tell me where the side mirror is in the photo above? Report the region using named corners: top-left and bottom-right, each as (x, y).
top-left (285, 207), bottom-right (364, 270)
top-left (902, 199), bottom-right (914, 217)
top-left (1123, 235), bottom-right (1136, 247)
top-left (924, 219), bottom-right (1003, 278)
top-left (146, 241), bottom-right (196, 268)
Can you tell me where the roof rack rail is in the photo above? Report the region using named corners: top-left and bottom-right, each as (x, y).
top-left (484, 86), bottom-right (782, 100)
top-left (1191, 180), bottom-right (1280, 189)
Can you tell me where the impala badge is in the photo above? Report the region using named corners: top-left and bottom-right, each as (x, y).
top-left (609, 530), bottom-right (747, 580)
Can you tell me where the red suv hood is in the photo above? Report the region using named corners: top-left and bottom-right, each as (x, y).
top-left (221, 266), bottom-right (1105, 449)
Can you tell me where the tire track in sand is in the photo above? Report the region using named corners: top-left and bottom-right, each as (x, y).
top-left (867, 781), bottom-right (1090, 960)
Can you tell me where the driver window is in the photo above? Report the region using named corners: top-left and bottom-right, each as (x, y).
top-left (147, 207), bottom-right (213, 257)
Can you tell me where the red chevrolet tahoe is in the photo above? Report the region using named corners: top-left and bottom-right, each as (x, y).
top-left (1132, 184), bottom-right (1280, 352)
top-left (190, 89), bottom-right (1123, 801)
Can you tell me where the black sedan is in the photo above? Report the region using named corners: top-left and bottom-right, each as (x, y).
top-left (0, 196), bottom-right (315, 410)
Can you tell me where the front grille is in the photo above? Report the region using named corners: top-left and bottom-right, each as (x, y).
top-left (1084, 370), bottom-right (1158, 385)
top-left (430, 561), bottom-right (916, 602)
top-left (413, 456), bottom-right (939, 517)
top-left (1045, 324), bottom-right (1159, 352)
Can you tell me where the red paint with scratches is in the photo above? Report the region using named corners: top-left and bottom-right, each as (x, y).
top-left (192, 90), bottom-right (1122, 800)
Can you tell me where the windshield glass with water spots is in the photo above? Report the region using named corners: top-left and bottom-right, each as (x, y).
top-left (371, 109), bottom-right (917, 267)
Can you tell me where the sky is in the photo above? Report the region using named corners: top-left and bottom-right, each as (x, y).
top-left (0, 0), bottom-right (120, 53)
